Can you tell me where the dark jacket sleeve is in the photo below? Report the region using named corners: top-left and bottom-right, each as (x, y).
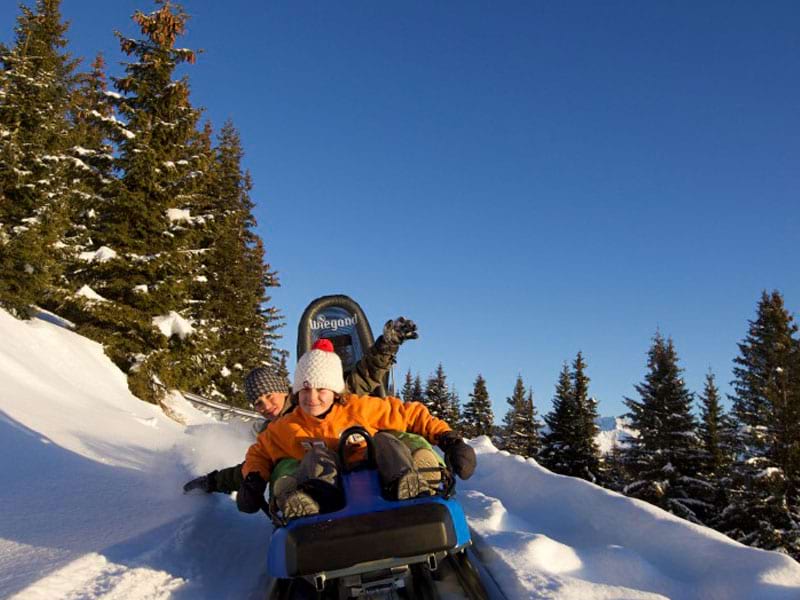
top-left (344, 335), bottom-right (397, 396)
top-left (214, 463), bottom-right (245, 494)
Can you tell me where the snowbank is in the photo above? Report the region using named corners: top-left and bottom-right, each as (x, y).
top-left (463, 438), bottom-right (800, 599)
top-left (0, 309), bottom-right (265, 599)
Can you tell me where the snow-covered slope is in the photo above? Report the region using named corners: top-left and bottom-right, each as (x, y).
top-left (2, 309), bottom-right (800, 599)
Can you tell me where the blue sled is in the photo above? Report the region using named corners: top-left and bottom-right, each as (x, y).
top-left (267, 431), bottom-right (471, 592)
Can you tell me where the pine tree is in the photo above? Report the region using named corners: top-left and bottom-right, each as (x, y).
top-left (445, 387), bottom-right (461, 431)
top-left (401, 370), bottom-right (415, 402)
top-left (540, 363), bottom-right (574, 472)
top-left (622, 332), bottom-right (711, 524)
top-left (523, 387), bottom-right (542, 457)
top-left (197, 121), bottom-right (282, 406)
top-left (719, 291), bottom-right (800, 557)
top-left (412, 374), bottom-right (424, 403)
top-left (696, 369), bottom-right (737, 525)
top-left (541, 353), bottom-right (601, 482)
top-left (65, 1), bottom-right (210, 402)
top-left (698, 370), bottom-right (736, 478)
top-left (0, 0), bottom-right (79, 316)
top-left (571, 352), bottom-right (601, 482)
top-left (462, 374), bottom-right (494, 438)
top-left (501, 375), bottom-right (540, 458)
top-left (424, 364), bottom-right (450, 419)
top-left (602, 444), bottom-right (629, 493)
top-left (55, 53), bottom-right (117, 309)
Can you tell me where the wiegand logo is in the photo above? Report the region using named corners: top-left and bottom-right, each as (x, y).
top-left (310, 314), bottom-right (358, 331)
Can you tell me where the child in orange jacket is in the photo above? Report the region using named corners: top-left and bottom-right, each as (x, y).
top-left (236, 339), bottom-right (477, 518)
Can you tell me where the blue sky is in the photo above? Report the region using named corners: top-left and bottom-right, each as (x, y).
top-left (3, 1), bottom-right (798, 421)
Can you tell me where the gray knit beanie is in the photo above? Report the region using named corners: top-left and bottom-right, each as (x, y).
top-left (244, 367), bottom-right (288, 405)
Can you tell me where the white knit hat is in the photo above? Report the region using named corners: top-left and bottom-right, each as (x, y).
top-left (293, 339), bottom-right (345, 394)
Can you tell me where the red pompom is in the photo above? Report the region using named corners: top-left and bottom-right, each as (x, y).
top-left (313, 338), bottom-right (334, 353)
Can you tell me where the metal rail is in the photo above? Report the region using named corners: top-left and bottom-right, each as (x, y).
top-left (182, 391), bottom-right (263, 420)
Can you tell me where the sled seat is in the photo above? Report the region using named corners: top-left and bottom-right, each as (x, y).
top-left (277, 502), bottom-right (457, 576)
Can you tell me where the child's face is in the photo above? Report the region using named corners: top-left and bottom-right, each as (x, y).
top-left (298, 387), bottom-right (335, 417)
top-left (254, 392), bottom-right (287, 420)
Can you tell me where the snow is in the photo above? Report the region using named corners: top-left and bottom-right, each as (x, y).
top-left (595, 416), bottom-right (635, 454)
top-left (1, 308), bottom-right (800, 599)
top-left (75, 285), bottom-right (107, 303)
top-left (67, 156), bottom-right (91, 171)
top-left (166, 208), bottom-right (192, 223)
top-left (152, 311), bottom-right (195, 339)
top-left (79, 246), bottom-right (118, 263)
top-left (167, 208), bottom-right (205, 226)
top-left (757, 467), bottom-right (783, 479)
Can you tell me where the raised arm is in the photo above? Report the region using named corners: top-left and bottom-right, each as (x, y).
top-left (345, 317), bottom-right (418, 396)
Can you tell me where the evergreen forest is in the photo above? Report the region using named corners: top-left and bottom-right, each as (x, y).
top-left (0, 0), bottom-right (282, 407)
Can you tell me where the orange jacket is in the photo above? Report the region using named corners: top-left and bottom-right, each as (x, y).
top-left (243, 394), bottom-right (452, 480)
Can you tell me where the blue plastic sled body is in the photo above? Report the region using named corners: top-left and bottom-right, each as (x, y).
top-left (267, 467), bottom-right (471, 583)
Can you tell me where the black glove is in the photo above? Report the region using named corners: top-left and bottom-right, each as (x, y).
top-left (236, 472), bottom-right (267, 513)
top-left (183, 470), bottom-right (218, 494)
top-left (438, 432), bottom-right (476, 480)
top-left (382, 317), bottom-right (418, 347)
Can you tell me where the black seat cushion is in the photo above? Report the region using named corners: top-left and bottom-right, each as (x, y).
top-left (283, 503), bottom-right (457, 576)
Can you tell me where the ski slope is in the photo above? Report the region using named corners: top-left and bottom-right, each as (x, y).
top-left (2, 308), bottom-right (800, 600)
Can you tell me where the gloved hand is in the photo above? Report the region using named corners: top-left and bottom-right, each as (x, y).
top-left (236, 472), bottom-right (267, 513)
top-left (183, 470), bottom-right (218, 494)
top-left (382, 317), bottom-right (418, 347)
top-left (438, 431), bottom-right (476, 480)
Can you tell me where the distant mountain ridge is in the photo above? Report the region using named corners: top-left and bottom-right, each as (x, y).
top-left (595, 415), bottom-right (636, 454)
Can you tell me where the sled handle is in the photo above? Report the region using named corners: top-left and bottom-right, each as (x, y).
top-left (337, 426), bottom-right (376, 473)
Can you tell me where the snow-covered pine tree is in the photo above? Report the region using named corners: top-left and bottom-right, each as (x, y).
top-left (718, 291), bottom-right (800, 558)
top-left (199, 121), bottom-right (283, 406)
top-left (423, 364), bottom-right (450, 419)
top-left (0, 0), bottom-right (78, 316)
top-left (622, 332), bottom-right (712, 524)
top-left (55, 53), bottom-right (117, 312)
top-left (461, 374), bottom-right (494, 438)
top-left (540, 363), bottom-right (575, 473)
top-left (69, 1), bottom-right (211, 402)
top-left (501, 375), bottom-right (540, 458)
